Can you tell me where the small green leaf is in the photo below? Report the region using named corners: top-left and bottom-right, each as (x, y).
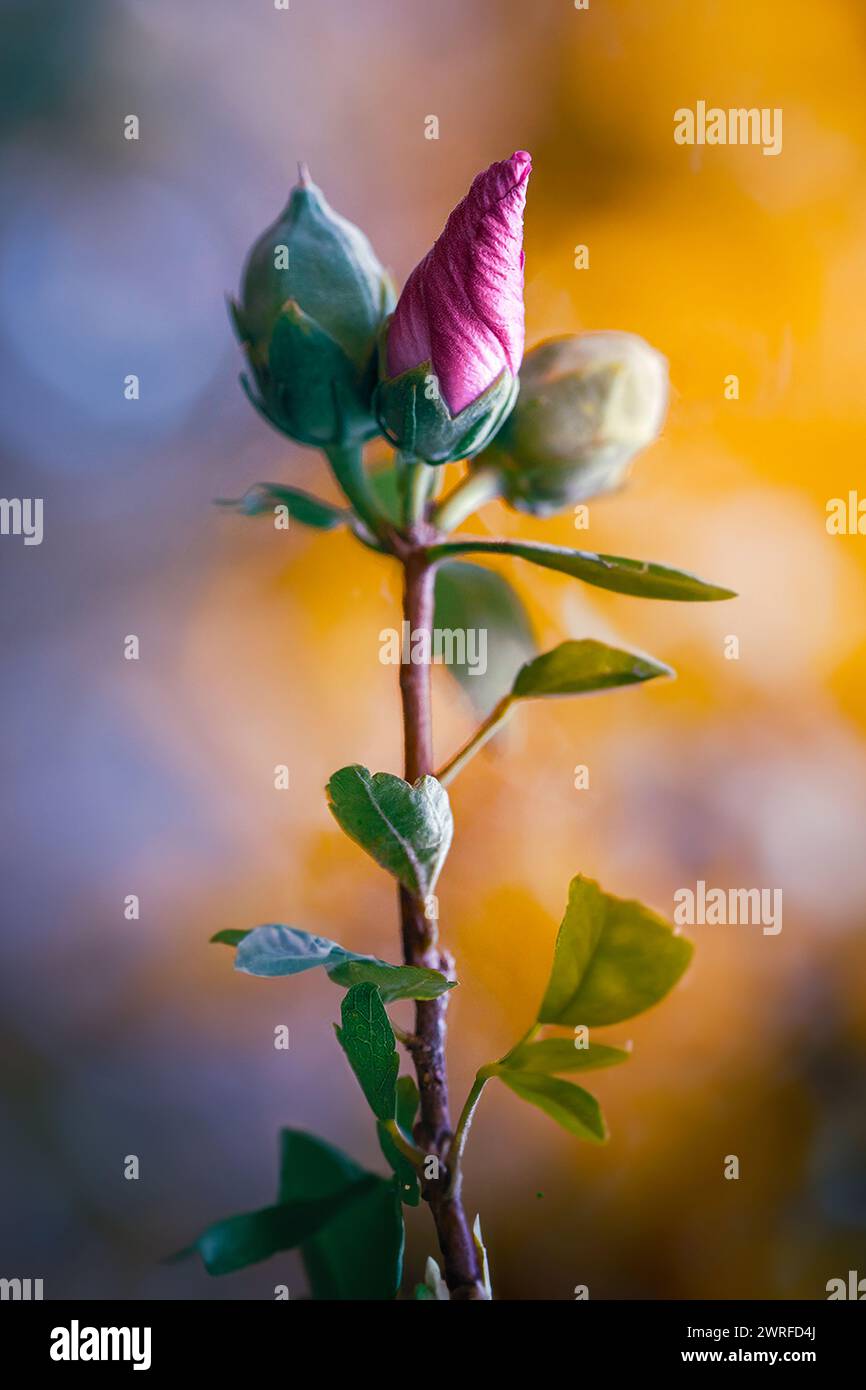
top-left (326, 765), bottom-right (453, 897)
top-left (278, 1130), bottom-right (404, 1300)
top-left (502, 1038), bottom-right (632, 1074)
top-left (336, 982), bottom-right (399, 1122)
top-left (538, 875), bottom-right (693, 1027)
top-left (234, 925), bottom-right (357, 977)
top-left (495, 1069), bottom-right (607, 1143)
top-left (434, 560), bottom-right (536, 714)
top-left (378, 1076), bottom-right (421, 1206)
top-left (214, 483), bottom-right (348, 529)
top-left (429, 538), bottom-right (737, 602)
top-left (229, 924), bottom-right (453, 1002)
top-left (327, 958), bottom-right (454, 1003)
top-left (512, 639), bottom-right (672, 699)
top-left (210, 928), bottom-right (251, 948)
top-left (414, 1282), bottom-right (437, 1299)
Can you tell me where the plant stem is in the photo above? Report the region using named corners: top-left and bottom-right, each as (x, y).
top-left (382, 1119), bottom-right (425, 1170)
top-left (400, 454), bottom-right (437, 526)
top-left (447, 1020), bottom-right (543, 1194)
top-left (398, 543), bottom-right (487, 1300)
top-left (435, 695), bottom-right (515, 787)
top-left (431, 461), bottom-right (503, 533)
top-left (324, 442), bottom-right (389, 543)
top-left (447, 1068), bottom-right (494, 1195)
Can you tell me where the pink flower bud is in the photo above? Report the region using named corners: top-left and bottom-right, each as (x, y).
top-left (387, 151), bottom-right (530, 415)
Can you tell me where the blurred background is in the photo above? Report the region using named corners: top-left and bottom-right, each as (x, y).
top-left (2, 0), bottom-right (865, 1300)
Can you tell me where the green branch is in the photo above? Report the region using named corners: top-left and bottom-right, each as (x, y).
top-left (324, 442), bottom-right (391, 544)
top-left (435, 695), bottom-right (515, 786)
top-left (431, 463), bottom-right (503, 533)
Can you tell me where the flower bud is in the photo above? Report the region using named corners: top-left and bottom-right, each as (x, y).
top-left (477, 332), bottom-right (669, 515)
top-left (229, 166), bottom-right (395, 447)
top-left (374, 151), bottom-right (530, 464)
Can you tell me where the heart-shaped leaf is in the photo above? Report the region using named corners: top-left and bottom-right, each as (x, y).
top-left (326, 765), bottom-right (453, 898)
top-left (335, 982), bottom-right (399, 1122)
top-left (218, 924), bottom-right (453, 1002)
top-left (538, 875), bottom-right (693, 1027)
top-left (214, 483), bottom-right (348, 529)
top-left (495, 1069), bottom-right (607, 1143)
top-left (429, 538), bottom-right (736, 602)
top-left (501, 1037), bottom-right (632, 1074)
top-left (512, 640), bottom-right (672, 699)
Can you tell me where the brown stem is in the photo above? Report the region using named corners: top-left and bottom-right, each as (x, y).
top-left (398, 541), bottom-right (486, 1300)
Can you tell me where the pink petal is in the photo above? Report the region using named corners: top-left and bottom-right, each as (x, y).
top-left (388, 151), bottom-right (530, 414)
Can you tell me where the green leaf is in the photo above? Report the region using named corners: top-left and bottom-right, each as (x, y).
top-left (434, 560), bottom-right (536, 714)
top-left (278, 1130), bottom-right (404, 1300)
top-left (327, 958), bottom-right (454, 1003)
top-left (210, 928), bottom-right (251, 948)
top-left (181, 1129), bottom-right (405, 1296)
top-left (512, 639), bottom-right (672, 699)
top-left (186, 1182), bottom-right (377, 1276)
top-left (502, 1037), bottom-right (632, 1074)
top-left (234, 925), bottom-right (360, 977)
top-left (414, 1282), bottom-right (437, 1299)
top-left (538, 875), bottom-right (693, 1027)
top-left (495, 1069), bottom-right (607, 1143)
top-left (377, 1076), bottom-right (421, 1206)
top-left (429, 538), bottom-right (737, 602)
top-left (301, 1182), bottom-right (403, 1300)
top-left (336, 982), bottom-right (399, 1122)
top-left (278, 1130), bottom-right (367, 1204)
top-left (214, 483), bottom-right (348, 530)
top-left (326, 765), bottom-right (453, 897)
top-left (229, 923), bottom-right (453, 1002)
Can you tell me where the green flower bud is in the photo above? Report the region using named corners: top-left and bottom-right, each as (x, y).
top-left (229, 166), bottom-right (395, 447)
top-left (373, 328), bottom-right (519, 465)
top-left (477, 332), bottom-right (669, 516)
